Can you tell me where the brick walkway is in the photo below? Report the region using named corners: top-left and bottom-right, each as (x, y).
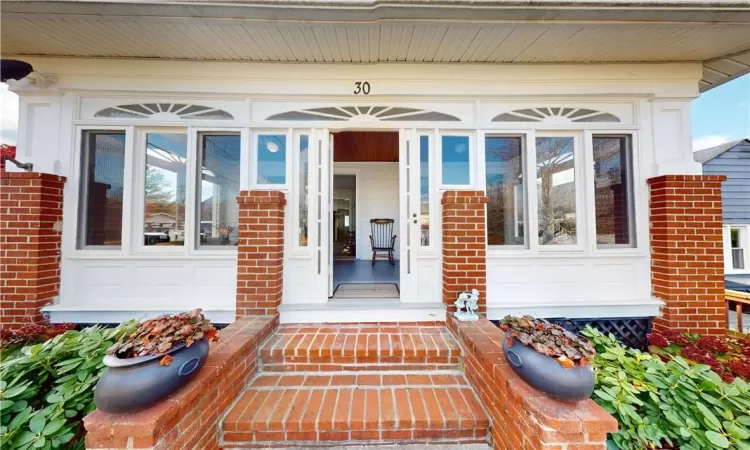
top-left (221, 324), bottom-right (488, 447)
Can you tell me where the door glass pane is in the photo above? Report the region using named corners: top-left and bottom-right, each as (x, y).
top-left (197, 134), bottom-right (240, 248)
top-left (536, 137), bottom-right (576, 246)
top-left (593, 136), bottom-right (634, 247)
top-left (441, 135), bottom-right (470, 185)
top-left (78, 131), bottom-right (126, 247)
top-left (257, 134), bottom-right (287, 184)
top-left (485, 136), bottom-right (525, 246)
top-left (420, 135), bottom-right (430, 246)
top-left (144, 133), bottom-right (187, 246)
top-left (299, 135), bottom-right (309, 246)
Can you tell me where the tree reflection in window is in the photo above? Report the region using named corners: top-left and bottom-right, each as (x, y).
top-left (144, 133), bottom-right (188, 246)
top-left (536, 137), bottom-right (577, 246)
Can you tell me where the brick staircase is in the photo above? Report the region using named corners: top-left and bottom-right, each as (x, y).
top-left (220, 323), bottom-right (490, 448)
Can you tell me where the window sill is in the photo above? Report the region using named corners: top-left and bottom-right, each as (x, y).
top-left (65, 253), bottom-right (237, 261)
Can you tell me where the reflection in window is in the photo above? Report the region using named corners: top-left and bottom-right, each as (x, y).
top-left (420, 136), bottom-right (430, 246)
top-left (299, 135), bottom-right (309, 246)
top-left (144, 133), bottom-right (187, 246)
top-left (731, 228), bottom-right (745, 270)
top-left (257, 135), bottom-right (287, 184)
top-left (593, 136), bottom-right (635, 247)
top-left (197, 134), bottom-right (240, 247)
top-left (78, 131), bottom-right (126, 247)
top-left (536, 137), bottom-right (576, 245)
top-left (441, 135), bottom-right (470, 185)
top-left (485, 136), bottom-right (525, 246)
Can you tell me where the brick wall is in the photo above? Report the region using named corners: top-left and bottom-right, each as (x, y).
top-left (236, 190), bottom-right (286, 318)
top-left (84, 316), bottom-right (277, 450)
top-left (442, 191), bottom-right (488, 315)
top-left (0, 172), bottom-right (66, 329)
top-left (648, 175), bottom-right (727, 336)
top-left (448, 317), bottom-right (618, 450)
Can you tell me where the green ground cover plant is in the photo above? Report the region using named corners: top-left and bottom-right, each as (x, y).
top-left (0, 322), bottom-right (135, 450)
top-left (582, 327), bottom-right (750, 450)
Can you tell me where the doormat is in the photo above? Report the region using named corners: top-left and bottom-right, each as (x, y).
top-left (333, 283), bottom-right (400, 299)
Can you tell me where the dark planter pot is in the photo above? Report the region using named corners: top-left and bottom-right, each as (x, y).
top-left (502, 333), bottom-right (594, 402)
top-left (94, 339), bottom-right (209, 413)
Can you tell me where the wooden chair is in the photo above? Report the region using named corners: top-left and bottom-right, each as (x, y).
top-left (369, 219), bottom-right (396, 265)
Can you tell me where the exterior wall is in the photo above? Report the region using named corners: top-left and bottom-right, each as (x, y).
top-left (8, 58), bottom-right (705, 322)
top-left (649, 175), bottom-right (727, 335)
top-left (334, 162), bottom-right (400, 260)
top-left (0, 173), bottom-right (65, 329)
top-left (702, 140), bottom-right (750, 225)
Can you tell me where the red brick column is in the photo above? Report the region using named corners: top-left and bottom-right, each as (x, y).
top-left (0, 172), bottom-right (66, 329)
top-left (442, 190), bottom-right (488, 315)
top-left (648, 175), bottom-right (727, 336)
top-left (236, 190), bottom-right (285, 318)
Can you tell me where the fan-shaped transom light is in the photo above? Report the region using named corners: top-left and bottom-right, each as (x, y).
top-left (266, 106), bottom-right (461, 122)
top-left (493, 107), bottom-right (620, 123)
top-left (95, 103), bottom-right (234, 120)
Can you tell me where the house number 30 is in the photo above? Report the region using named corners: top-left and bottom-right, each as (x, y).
top-left (353, 81), bottom-right (371, 95)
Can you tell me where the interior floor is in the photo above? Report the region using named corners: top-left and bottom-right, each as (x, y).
top-left (333, 260), bottom-right (400, 291)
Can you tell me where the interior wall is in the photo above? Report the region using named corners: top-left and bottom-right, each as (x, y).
top-left (334, 162), bottom-right (400, 260)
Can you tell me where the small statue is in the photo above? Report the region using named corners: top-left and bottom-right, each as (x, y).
top-left (453, 289), bottom-right (479, 322)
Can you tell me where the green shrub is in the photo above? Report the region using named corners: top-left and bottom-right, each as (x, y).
top-left (0, 323), bottom-right (135, 450)
top-left (582, 327), bottom-right (750, 450)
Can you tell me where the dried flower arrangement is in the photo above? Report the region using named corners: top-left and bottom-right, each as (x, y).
top-left (648, 329), bottom-right (750, 382)
top-left (107, 309), bottom-right (218, 366)
top-left (499, 315), bottom-right (596, 369)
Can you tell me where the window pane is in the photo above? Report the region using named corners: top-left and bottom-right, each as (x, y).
top-left (299, 135), bottom-right (309, 246)
top-left (441, 135), bottom-right (470, 185)
top-left (732, 228), bottom-right (745, 269)
top-left (593, 136), bottom-right (634, 247)
top-left (420, 135), bottom-right (430, 246)
top-left (485, 136), bottom-right (525, 246)
top-left (731, 228), bottom-right (740, 248)
top-left (144, 133), bottom-right (187, 246)
top-left (197, 134), bottom-right (240, 247)
top-left (257, 134), bottom-right (287, 184)
top-left (78, 131), bottom-right (125, 247)
top-left (536, 137), bottom-right (576, 245)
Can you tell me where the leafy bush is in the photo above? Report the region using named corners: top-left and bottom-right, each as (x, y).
top-left (1, 324), bottom-right (78, 361)
top-left (108, 309), bottom-right (218, 366)
top-left (582, 327), bottom-right (750, 450)
top-left (647, 330), bottom-right (750, 383)
top-left (500, 315), bottom-right (596, 368)
top-left (0, 323), bottom-right (135, 450)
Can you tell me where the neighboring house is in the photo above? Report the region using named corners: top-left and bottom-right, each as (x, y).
top-left (1, 0), bottom-right (748, 335)
top-left (695, 139), bottom-right (750, 275)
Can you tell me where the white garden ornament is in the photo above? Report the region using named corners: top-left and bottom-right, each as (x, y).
top-left (453, 289), bottom-right (480, 322)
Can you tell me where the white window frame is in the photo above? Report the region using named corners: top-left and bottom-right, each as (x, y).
top-left (534, 131), bottom-right (586, 253)
top-left (481, 131), bottom-right (531, 251)
top-left (72, 126), bottom-right (134, 254)
top-left (437, 130), bottom-right (475, 189)
top-left (587, 132), bottom-right (640, 251)
top-left (727, 225), bottom-right (750, 273)
top-left (251, 129), bottom-right (292, 189)
top-left (132, 127), bottom-right (192, 255)
top-left (290, 129), bottom-right (314, 256)
top-left (192, 128), bottom-right (244, 254)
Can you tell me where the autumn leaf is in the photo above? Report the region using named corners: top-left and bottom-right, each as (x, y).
top-left (159, 355), bottom-right (173, 366)
top-left (557, 355), bottom-right (574, 369)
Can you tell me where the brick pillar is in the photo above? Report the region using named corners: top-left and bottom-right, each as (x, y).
top-left (442, 190), bottom-right (488, 315)
top-left (648, 175), bottom-right (727, 336)
top-left (236, 190), bottom-right (285, 318)
top-left (0, 172), bottom-right (66, 329)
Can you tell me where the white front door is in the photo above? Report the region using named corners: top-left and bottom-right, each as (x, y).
top-left (327, 133), bottom-right (335, 297)
top-left (399, 129), bottom-right (420, 301)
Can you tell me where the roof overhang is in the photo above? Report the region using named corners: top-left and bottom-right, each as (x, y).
top-left (2, 0), bottom-right (749, 92)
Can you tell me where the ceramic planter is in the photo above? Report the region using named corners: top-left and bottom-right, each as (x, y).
top-left (502, 333), bottom-right (594, 402)
top-left (94, 339), bottom-right (209, 413)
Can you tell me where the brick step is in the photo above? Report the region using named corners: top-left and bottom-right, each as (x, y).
top-left (260, 324), bottom-right (461, 371)
top-left (221, 372), bottom-right (489, 448)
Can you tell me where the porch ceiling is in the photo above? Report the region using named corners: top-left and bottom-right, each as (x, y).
top-left (1, 1), bottom-right (749, 92)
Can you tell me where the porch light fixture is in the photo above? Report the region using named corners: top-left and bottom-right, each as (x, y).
top-left (0, 59), bottom-right (33, 82)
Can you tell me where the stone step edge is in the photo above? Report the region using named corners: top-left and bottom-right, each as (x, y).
top-left (222, 437), bottom-right (490, 449)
